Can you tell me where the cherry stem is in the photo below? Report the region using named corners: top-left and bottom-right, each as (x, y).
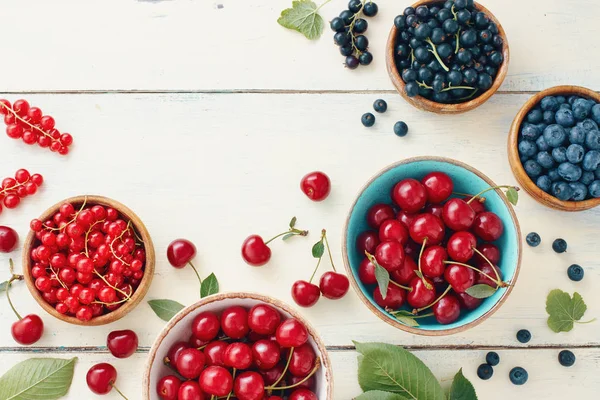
top-left (467, 186), bottom-right (519, 205)
top-left (265, 228), bottom-right (308, 245)
top-left (471, 247), bottom-right (502, 283)
top-left (452, 191), bottom-right (485, 202)
top-left (188, 261), bottom-right (202, 296)
top-left (265, 357), bottom-right (321, 391)
top-left (5, 260), bottom-right (23, 320)
top-left (110, 383), bottom-right (128, 400)
top-left (270, 347), bottom-right (294, 388)
top-left (389, 280), bottom-right (412, 291)
top-left (414, 285), bottom-right (452, 314)
top-left (309, 252), bottom-right (323, 284)
top-left (417, 238), bottom-right (433, 290)
top-left (322, 230), bottom-right (337, 272)
top-left (443, 261), bottom-right (505, 288)
top-left (389, 309), bottom-right (434, 319)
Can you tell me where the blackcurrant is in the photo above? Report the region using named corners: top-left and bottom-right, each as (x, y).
top-left (415, 5), bottom-right (429, 18)
top-left (348, 0), bottom-right (362, 13)
top-left (359, 51), bottom-right (373, 65)
top-left (394, 15), bottom-right (406, 30)
top-left (330, 17), bottom-right (345, 32)
top-left (363, 2), bottom-right (378, 17)
top-left (339, 44), bottom-right (353, 56)
top-left (345, 55), bottom-right (359, 69)
top-left (402, 68), bottom-right (417, 83)
top-left (339, 10), bottom-right (354, 24)
top-left (334, 32), bottom-right (350, 46)
top-left (355, 35), bottom-right (369, 51)
top-left (353, 18), bottom-right (368, 33)
top-left (405, 82), bottom-right (419, 97)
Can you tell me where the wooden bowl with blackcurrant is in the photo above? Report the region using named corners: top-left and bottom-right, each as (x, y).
top-left (22, 195), bottom-right (155, 325)
top-left (386, 0), bottom-right (509, 113)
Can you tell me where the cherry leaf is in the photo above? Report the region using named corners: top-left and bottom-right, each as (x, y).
top-left (393, 314), bottom-right (420, 327)
top-left (374, 263), bottom-right (390, 300)
top-left (465, 284), bottom-right (496, 299)
top-left (506, 187), bottom-right (519, 206)
top-left (148, 299), bottom-right (185, 321)
top-left (449, 368), bottom-right (478, 400)
top-left (0, 357), bottom-right (77, 399)
top-left (289, 216), bottom-right (297, 228)
top-left (0, 280), bottom-right (7, 293)
top-left (200, 273), bottom-right (219, 298)
top-left (355, 390), bottom-right (411, 400)
top-left (312, 240), bottom-right (325, 258)
top-left (277, 0), bottom-right (324, 40)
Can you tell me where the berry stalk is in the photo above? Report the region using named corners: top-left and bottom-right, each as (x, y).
top-left (416, 238), bottom-right (434, 290)
top-left (265, 357), bottom-right (321, 391)
top-left (110, 383), bottom-right (128, 400)
top-left (466, 185), bottom-right (519, 204)
top-left (270, 347), bottom-right (294, 388)
top-left (5, 259), bottom-right (24, 320)
top-left (472, 247), bottom-right (502, 283)
top-left (425, 39), bottom-right (450, 72)
top-left (413, 285), bottom-right (452, 314)
top-left (443, 260), bottom-right (506, 288)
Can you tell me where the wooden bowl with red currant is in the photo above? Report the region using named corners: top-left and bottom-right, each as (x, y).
top-left (22, 195), bottom-right (155, 326)
top-left (144, 292), bottom-right (333, 400)
top-left (342, 157), bottom-right (522, 336)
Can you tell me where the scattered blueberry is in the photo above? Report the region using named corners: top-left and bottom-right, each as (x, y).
top-left (373, 99), bottom-right (388, 113)
top-left (526, 232), bottom-right (541, 247)
top-left (552, 238), bottom-right (567, 253)
top-left (558, 350), bottom-right (576, 367)
top-left (509, 367), bottom-right (528, 385)
top-left (361, 112), bottom-right (375, 127)
top-left (567, 264), bottom-right (584, 281)
top-left (516, 329), bottom-right (531, 343)
top-left (477, 363), bottom-right (494, 380)
top-left (486, 351), bottom-right (500, 366)
top-left (394, 121), bottom-right (409, 137)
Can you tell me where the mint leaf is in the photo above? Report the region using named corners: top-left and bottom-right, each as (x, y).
top-left (355, 342), bottom-right (445, 400)
top-left (546, 289), bottom-right (594, 333)
top-left (277, 0), bottom-right (324, 40)
top-left (449, 368), bottom-right (478, 400)
top-left (506, 187), bottom-right (519, 206)
top-left (200, 273), bottom-right (219, 298)
top-left (0, 357), bottom-right (77, 399)
top-left (465, 284), bottom-right (496, 299)
top-left (355, 391), bottom-right (411, 400)
top-left (312, 240), bottom-right (325, 258)
top-left (148, 299), bottom-right (185, 321)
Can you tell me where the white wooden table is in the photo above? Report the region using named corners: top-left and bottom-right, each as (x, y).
top-left (1, 1), bottom-right (599, 398)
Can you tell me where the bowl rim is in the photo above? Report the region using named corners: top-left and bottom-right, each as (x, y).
top-left (341, 156), bottom-right (522, 336)
top-left (21, 195), bottom-right (155, 326)
top-left (386, 0), bottom-right (510, 114)
top-left (507, 85), bottom-right (600, 211)
top-left (142, 291), bottom-right (334, 399)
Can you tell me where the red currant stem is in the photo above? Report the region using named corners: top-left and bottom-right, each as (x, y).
top-left (265, 357), bottom-right (321, 391)
top-left (109, 221), bottom-right (133, 266)
top-left (93, 271), bottom-right (132, 300)
top-left (265, 227), bottom-right (308, 245)
top-left (452, 191), bottom-right (485, 203)
top-left (0, 177), bottom-right (31, 197)
top-left (92, 297), bottom-right (129, 307)
top-left (466, 186), bottom-right (519, 204)
top-left (322, 230), bottom-right (337, 272)
top-left (83, 219), bottom-right (106, 257)
top-left (48, 265), bottom-right (68, 290)
top-left (43, 197), bottom-right (88, 232)
top-left (0, 102), bottom-right (59, 144)
top-left (270, 347), bottom-right (294, 388)
top-left (442, 261), bottom-right (505, 288)
top-left (187, 261), bottom-right (202, 296)
top-left (414, 285), bottom-right (452, 314)
top-left (417, 238), bottom-right (434, 290)
top-left (110, 383), bottom-right (128, 400)
top-left (389, 280), bottom-right (412, 291)
top-left (471, 247), bottom-right (502, 284)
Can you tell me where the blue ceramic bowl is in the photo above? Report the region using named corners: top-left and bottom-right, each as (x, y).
top-left (342, 157), bottom-right (522, 336)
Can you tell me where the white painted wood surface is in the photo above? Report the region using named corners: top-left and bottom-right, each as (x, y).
top-left (0, 1), bottom-right (599, 399)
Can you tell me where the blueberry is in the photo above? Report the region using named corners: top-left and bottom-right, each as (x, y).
top-left (330, 17), bottom-right (346, 32)
top-left (527, 109), bottom-right (543, 124)
top-left (486, 351), bottom-right (500, 366)
top-left (359, 51), bottom-right (373, 65)
top-left (590, 180), bottom-right (600, 198)
top-left (516, 329), bottom-right (531, 343)
top-left (536, 152), bottom-right (555, 169)
top-left (567, 264), bottom-right (584, 282)
top-left (569, 126), bottom-right (586, 145)
top-left (569, 182), bottom-right (588, 201)
top-left (373, 99), bottom-right (387, 113)
top-left (552, 181), bottom-right (573, 201)
top-left (548, 168), bottom-right (560, 181)
top-left (353, 18), bottom-right (368, 33)
top-left (583, 150), bottom-right (600, 171)
top-left (555, 108), bottom-right (575, 127)
top-left (566, 144), bottom-right (585, 164)
top-left (596, 166), bottom-right (600, 179)
top-left (363, 1), bottom-right (378, 17)
top-left (573, 105), bottom-right (589, 121)
top-left (509, 367), bottom-right (528, 385)
top-left (573, 98), bottom-right (593, 113)
top-left (579, 118), bottom-right (598, 133)
top-left (536, 136), bottom-right (550, 151)
top-left (543, 125), bottom-right (567, 147)
top-left (559, 103), bottom-right (571, 110)
top-left (536, 175), bottom-right (552, 192)
top-left (361, 112), bottom-right (375, 127)
top-left (526, 232), bottom-right (541, 247)
top-left (402, 68), bottom-right (417, 83)
top-left (355, 35), bottom-right (369, 51)
top-left (581, 171), bottom-right (595, 185)
top-left (558, 350), bottom-right (576, 367)
top-left (524, 160), bottom-right (542, 178)
top-left (552, 147), bottom-right (567, 163)
top-left (558, 162), bottom-right (582, 182)
top-left (394, 121), bottom-right (408, 137)
top-left (552, 238), bottom-right (567, 253)
top-left (543, 110), bottom-right (556, 124)
top-left (586, 130), bottom-right (600, 150)
top-left (568, 96), bottom-right (578, 105)
top-left (477, 364), bottom-right (493, 380)
top-left (556, 96), bottom-right (566, 104)
top-left (394, 15), bottom-right (406, 30)
top-left (592, 104), bottom-right (600, 124)
top-left (405, 81), bottom-right (419, 97)
top-left (521, 124), bottom-right (541, 140)
top-left (541, 96), bottom-right (560, 112)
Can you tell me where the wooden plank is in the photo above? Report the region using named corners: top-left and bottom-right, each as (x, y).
top-left (0, 92), bottom-right (598, 350)
top-left (0, 0), bottom-right (599, 91)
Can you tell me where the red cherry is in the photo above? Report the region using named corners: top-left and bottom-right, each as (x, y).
top-left (233, 371), bottom-right (265, 400)
top-left (266, 397), bottom-right (284, 400)
top-left (252, 339), bottom-right (281, 370)
top-left (178, 381), bottom-right (205, 400)
top-left (199, 366), bottom-right (234, 397)
top-left (378, 219), bottom-right (408, 245)
top-left (11, 314), bottom-right (44, 345)
top-left (464, 196), bottom-right (486, 213)
top-left (473, 243), bottom-right (500, 265)
top-left (289, 343), bottom-right (316, 377)
top-left (444, 264), bottom-right (475, 293)
top-left (223, 342), bottom-right (253, 369)
top-left (358, 258), bottom-right (377, 284)
top-left (390, 256), bottom-right (417, 285)
top-left (176, 348), bottom-right (206, 379)
top-left (373, 285), bottom-right (406, 309)
top-left (409, 214), bottom-right (445, 245)
top-left (189, 334), bottom-right (208, 348)
top-left (442, 199), bottom-right (476, 231)
top-left (0, 226), bottom-right (18, 253)
top-left (473, 212), bottom-right (504, 241)
top-left (421, 172), bottom-right (453, 204)
top-left (407, 277), bottom-right (436, 308)
top-left (366, 203), bottom-right (395, 229)
top-left (457, 292), bottom-right (483, 310)
top-left (292, 280), bottom-right (321, 307)
top-left (477, 263), bottom-right (502, 287)
top-left (204, 341), bottom-right (228, 366)
top-left (289, 389), bottom-right (318, 400)
top-left (300, 171), bottom-right (331, 201)
top-left (221, 306), bottom-right (249, 339)
top-left (420, 245), bottom-right (448, 278)
top-left (260, 363), bottom-right (285, 385)
top-left (157, 375), bottom-right (182, 400)
top-left (86, 363), bottom-right (118, 395)
top-left (392, 178), bottom-right (427, 213)
top-left (167, 238), bottom-right (196, 268)
top-left (446, 231), bottom-right (477, 263)
top-left (241, 235), bottom-right (271, 266)
top-left (248, 304), bottom-right (281, 335)
top-left (319, 271), bottom-right (349, 299)
top-left (356, 230), bottom-right (380, 255)
top-left (192, 311), bottom-right (220, 341)
top-left (396, 210), bottom-right (417, 229)
top-left (107, 329), bottom-right (138, 358)
top-left (374, 241), bottom-right (405, 272)
top-left (433, 294), bottom-right (461, 324)
top-left (404, 240), bottom-right (420, 259)
top-left (276, 318), bottom-right (308, 348)
top-left (424, 204), bottom-right (443, 218)
top-left (288, 375), bottom-right (316, 391)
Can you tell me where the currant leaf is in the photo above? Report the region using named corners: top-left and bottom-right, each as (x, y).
top-left (277, 0), bottom-right (325, 40)
top-left (546, 289), bottom-right (595, 333)
top-left (289, 216), bottom-right (297, 228)
top-left (0, 281), bottom-right (7, 293)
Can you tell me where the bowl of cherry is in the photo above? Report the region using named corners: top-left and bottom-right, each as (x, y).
top-left (22, 195), bottom-right (155, 325)
top-left (342, 157), bottom-right (521, 335)
top-left (144, 292), bottom-right (332, 400)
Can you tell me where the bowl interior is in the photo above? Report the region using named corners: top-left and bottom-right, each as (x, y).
top-left (145, 294), bottom-right (330, 399)
top-left (345, 159), bottom-right (520, 331)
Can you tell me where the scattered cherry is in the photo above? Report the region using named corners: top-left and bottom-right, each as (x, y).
top-left (107, 329), bottom-right (138, 358)
top-left (319, 271), bottom-right (349, 299)
top-left (300, 171), bottom-right (331, 201)
top-left (292, 280), bottom-right (321, 308)
top-left (86, 363), bottom-right (127, 398)
top-left (242, 217), bottom-right (308, 266)
top-left (0, 225), bottom-right (18, 253)
top-left (5, 260), bottom-right (44, 345)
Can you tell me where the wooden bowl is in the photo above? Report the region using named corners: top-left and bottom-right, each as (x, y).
top-left (342, 157), bottom-right (522, 336)
top-left (508, 85), bottom-right (600, 211)
top-left (143, 292), bottom-right (333, 399)
top-left (386, 0), bottom-right (510, 114)
top-left (22, 195), bottom-right (155, 326)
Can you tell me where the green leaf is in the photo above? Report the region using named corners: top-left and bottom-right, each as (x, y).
top-left (277, 0), bottom-right (324, 40)
top-left (148, 299), bottom-right (185, 321)
top-left (289, 216), bottom-right (297, 228)
top-left (449, 368), bottom-right (478, 400)
top-left (0, 357), bottom-right (77, 400)
top-left (200, 273), bottom-right (219, 298)
top-left (393, 314), bottom-right (420, 327)
top-left (465, 284), bottom-right (496, 299)
top-left (282, 233), bottom-right (296, 241)
top-left (506, 187), bottom-right (519, 206)
top-left (312, 240), bottom-right (325, 258)
top-left (0, 281), bottom-right (7, 293)
top-left (546, 289), bottom-right (592, 333)
top-left (355, 342), bottom-right (445, 400)
top-left (374, 263), bottom-right (390, 300)
top-left (355, 391), bottom-right (411, 400)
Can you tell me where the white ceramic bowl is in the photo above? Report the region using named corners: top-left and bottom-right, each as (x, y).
top-left (143, 292), bottom-right (333, 399)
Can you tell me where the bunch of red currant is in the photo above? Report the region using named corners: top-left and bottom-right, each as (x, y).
top-left (28, 199), bottom-right (147, 322)
top-left (157, 303), bottom-right (320, 400)
top-left (356, 171), bottom-right (517, 325)
top-left (0, 169), bottom-right (43, 215)
top-left (0, 99), bottom-right (73, 155)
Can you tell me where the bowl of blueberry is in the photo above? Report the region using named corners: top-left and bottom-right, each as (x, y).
top-left (387, 0), bottom-right (509, 113)
top-left (508, 85), bottom-right (600, 211)
top-left (342, 157), bottom-right (521, 335)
